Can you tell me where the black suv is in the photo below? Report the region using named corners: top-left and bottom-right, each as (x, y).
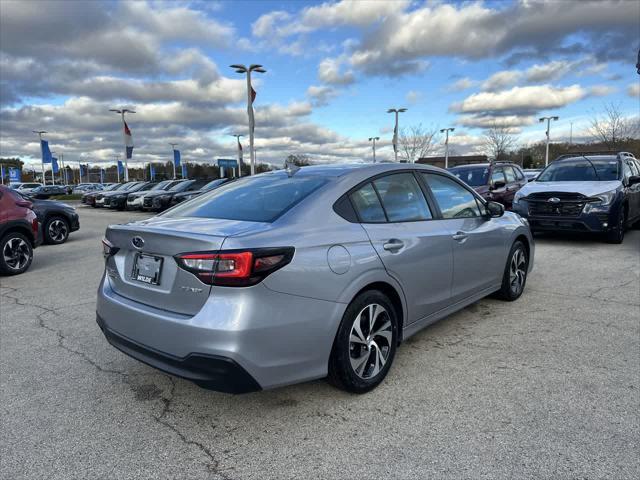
top-left (513, 152), bottom-right (640, 243)
top-left (19, 193), bottom-right (80, 244)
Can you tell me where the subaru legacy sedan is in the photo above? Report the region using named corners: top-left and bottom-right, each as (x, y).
top-left (97, 164), bottom-right (534, 394)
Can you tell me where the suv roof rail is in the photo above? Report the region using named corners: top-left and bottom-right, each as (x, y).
top-left (554, 150), bottom-right (622, 161)
top-left (616, 151), bottom-right (636, 160)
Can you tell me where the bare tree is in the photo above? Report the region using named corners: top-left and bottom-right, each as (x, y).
top-left (589, 102), bottom-right (640, 149)
top-left (483, 123), bottom-right (518, 160)
top-left (399, 124), bottom-right (438, 163)
top-left (285, 154), bottom-right (311, 167)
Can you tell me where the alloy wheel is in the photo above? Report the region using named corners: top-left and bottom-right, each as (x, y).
top-left (3, 237), bottom-right (31, 271)
top-left (509, 248), bottom-right (527, 295)
top-left (349, 303), bottom-right (393, 379)
top-left (48, 219), bottom-right (68, 243)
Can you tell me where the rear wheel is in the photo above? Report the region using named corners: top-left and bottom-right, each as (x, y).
top-left (44, 216), bottom-right (69, 244)
top-left (328, 290), bottom-right (398, 393)
top-left (606, 207), bottom-right (626, 244)
top-left (0, 232), bottom-right (33, 275)
top-left (496, 240), bottom-right (528, 301)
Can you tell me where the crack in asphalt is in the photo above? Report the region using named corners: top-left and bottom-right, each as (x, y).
top-left (1, 286), bottom-right (234, 480)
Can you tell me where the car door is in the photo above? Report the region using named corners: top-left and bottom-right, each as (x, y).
top-left (421, 172), bottom-right (508, 303)
top-left (624, 160), bottom-right (640, 222)
top-left (503, 166), bottom-right (519, 209)
top-left (351, 172), bottom-right (453, 324)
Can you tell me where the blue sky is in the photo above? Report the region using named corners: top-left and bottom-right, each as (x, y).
top-left (1, 0), bottom-right (638, 167)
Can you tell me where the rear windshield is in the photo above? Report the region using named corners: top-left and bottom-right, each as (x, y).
top-left (536, 158), bottom-right (620, 182)
top-left (449, 167), bottom-right (489, 187)
top-left (163, 174), bottom-right (328, 222)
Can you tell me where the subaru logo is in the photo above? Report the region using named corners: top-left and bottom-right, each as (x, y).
top-left (548, 197), bottom-right (561, 203)
top-left (131, 236), bottom-right (145, 249)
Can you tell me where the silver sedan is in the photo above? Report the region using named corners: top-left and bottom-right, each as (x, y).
top-left (97, 163), bottom-right (534, 394)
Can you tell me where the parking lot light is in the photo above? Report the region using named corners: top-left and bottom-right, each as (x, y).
top-left (539, 116), bottom-right (559, 166)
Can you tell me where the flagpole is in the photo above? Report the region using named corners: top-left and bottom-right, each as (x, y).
top-left (387, 108), bottom-right (407, 163)
top-left (109, 108), bottom-right (135, 182)
top-left (230, 134), bottom-right (243, 178)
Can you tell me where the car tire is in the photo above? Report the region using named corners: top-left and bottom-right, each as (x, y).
top-left (496, 240), bottom-right (529, 301)
top-left (605, 207), bottom-right (626, 244)
top-left (0, 232), bottom-right (33, 276)
top-left (44, 216), bottom-right (70, 245)
top-left (328, 290), bottom-right (398, 394)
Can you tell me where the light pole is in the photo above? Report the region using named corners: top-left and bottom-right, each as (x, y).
top-left (230, 134), bottom-right (244, 177)
top-left (440, 127), bottom-right (455, 168)
top-left (169, 143), bottom-right (178, 179)
top-left (32, 130), bottom-right (47, 183)
top-left (569, 121), bottom-right (573, 146)
top-left (387, 108), bottom-right (407, 162)
top-left (109, 108), bottom-right (135, 181)
top-left (539, 116), bottom-right (559, 166)
top-left (368, 136), bottom-right (380, 163)
top-left (230, 64), bottom-right (266, 175)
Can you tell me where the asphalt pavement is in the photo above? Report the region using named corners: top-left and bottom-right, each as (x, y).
top-left (1, 206), bottom-right (638, 479)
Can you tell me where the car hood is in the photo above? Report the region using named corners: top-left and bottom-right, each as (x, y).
top-left (519, 180), bottom-right (621, 198)
top-left (144, 190), bottom-right (173, 198)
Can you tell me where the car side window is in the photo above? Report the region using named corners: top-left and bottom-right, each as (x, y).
top-left (372, 173), bottom-right (432, 222)
top-left (514, 167), bottom-right (525, 181)
top-left (491, 168), bottom-right (505, 185)
top-left (504, 167), bottom-right (517, 183)
top-left (622, 161), bottom-right (633, 180)
top-left (422, 173), bottom-right (482, 219)
top-left (350, 183), bottom-right (386, 223)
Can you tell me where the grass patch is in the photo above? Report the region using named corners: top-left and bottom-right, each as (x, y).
top-left (49, 194), bottom-right (83, 201)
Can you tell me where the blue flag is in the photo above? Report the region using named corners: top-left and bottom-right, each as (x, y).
top-left (173, 149), bottom-right (181, 168)
top-left (80, 164), bottom-right (87, 178)
top-left (41, 140), bottom-right (52, 164)
top-left (100, 168), bottom-right (104, 184)
top-left (117, 160), bottom-right (124, 175)
top-left (52, 157), bottom-right (59, 174)
top-left (0, 164), bottom-right (4, 183)
top-left (149, 164), bottom-right (155, 181)
top-left (181, 164), bottom-right (187, 178)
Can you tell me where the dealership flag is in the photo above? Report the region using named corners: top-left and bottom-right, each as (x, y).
top-left (52, 157), bottom-right (59, 174)
top-left (124, 121), bottom-right (134, 159)
top-left (248, 86), bottom-right (256, 134)
top-left (100, 168), bottom-right (104, 184)
top-left (392, 123), bottom-right (398, 154)
top-left (173, 149), bottom-right (181, 168)
top-left (0, 164), bottom-right (4, 183)
top-left (117, 160), bottom-right (124, 176)
top-left (149, 164), bottom-right (155, 181)
top-left (181, 163), bottom-right (187, 178)
top-left (237, 137), bottom-right (243, 162)
top-left (41, 140), bottom-right (52, 163)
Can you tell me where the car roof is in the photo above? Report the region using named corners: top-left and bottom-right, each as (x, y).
top-left (260, 162), bottom-right (446, 179)
top-left (556, 154), bottom-right (618, 162)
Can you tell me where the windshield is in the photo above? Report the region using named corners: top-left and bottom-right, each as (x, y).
top-left (169, 180), bottom-right (193, 192)
top-left (202, 178), bottom-right (228, 190)
top-left (151, 180), bottom-right (173, 190)
top-left (449, 167), bottom-right (489, 187)
top-left (536, 158), bottom-right (620, 182)
top-left (163, 174), bottom-right (328, 222)
top-left (122, 182), bottom-right (141, 191)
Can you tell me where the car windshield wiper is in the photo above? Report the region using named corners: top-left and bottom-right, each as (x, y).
top-left (579, 154), bottom-right (601, 181)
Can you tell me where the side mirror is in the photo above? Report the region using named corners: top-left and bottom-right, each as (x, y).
top-left (490, 180), bottom-right (506, 191)
top-left (486, 201), bottom-right (504, 218)
top-left (628, 175), bottom-right (640, 186)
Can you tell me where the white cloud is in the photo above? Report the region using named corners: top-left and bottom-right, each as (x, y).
top-left (405, 90), bottom-right (422, 105)
top-left (318, 57), bottom-right (355, 85)
top-left (525, 60), bottom-right (573, 83)
top-left (628, 83), bottom-right (640, 98)
top-left (458, 115), bottom-right (535, 129)
top-left (589, 85), bottom-right (617, 97)
top-left (481, 70), bottom-right (522, 91)
top-left (307, 85), bottom-right (338, 107)
top-left (448, 77), bottom-right (476, 92)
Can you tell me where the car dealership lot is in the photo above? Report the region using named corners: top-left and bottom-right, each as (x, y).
top-left (1, 206), bottom-right (638, 480)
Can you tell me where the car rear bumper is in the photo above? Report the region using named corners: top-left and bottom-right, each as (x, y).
top-left (70, 213), bottom-right (80, 232)
top-left (96, 274), bottom-right (345, 391)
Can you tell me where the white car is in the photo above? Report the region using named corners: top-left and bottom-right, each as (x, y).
top-left (12, 182), bottom-right (43, 194)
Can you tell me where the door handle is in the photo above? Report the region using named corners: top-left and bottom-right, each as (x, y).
top-left (383, 239), bottom-right (404, 252)
top-left (452, 231), bottom-right (468, 242)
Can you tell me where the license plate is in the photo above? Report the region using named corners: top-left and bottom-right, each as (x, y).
top-left (132, 253), bottom-right (163, 285)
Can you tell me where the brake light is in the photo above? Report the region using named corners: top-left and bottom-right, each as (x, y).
top-left (31, 218), bottom-right (39, 236)
top-left (102, 238), bottom-right (120, 259)
top-left (175, 248), bottom-right (294, 286)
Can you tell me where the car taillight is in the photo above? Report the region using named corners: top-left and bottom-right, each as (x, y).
top-left (31, 218), bottom-right (38, 236)
top-left (102, 238), bottom-right (119, 259)
top-left (175, 248), bottom-right (294, 287)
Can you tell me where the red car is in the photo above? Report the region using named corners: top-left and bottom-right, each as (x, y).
top-left (0, 185), bottom-right (40, 275)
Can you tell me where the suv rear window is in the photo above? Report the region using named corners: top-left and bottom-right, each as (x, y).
top-left (162, 174), bottom-right (328, 222)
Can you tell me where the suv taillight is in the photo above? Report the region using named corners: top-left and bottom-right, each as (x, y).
top-left (175, 248), bottom-right (294, 287)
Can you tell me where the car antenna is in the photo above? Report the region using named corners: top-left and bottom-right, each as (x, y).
top-left (578, 154), bottom-right (601, 181)
top-left (284, 161), bottom-right (301, 177)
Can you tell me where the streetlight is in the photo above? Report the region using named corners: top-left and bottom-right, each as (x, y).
top-left (168, 143), bottom-right (178, 179)
top-left (387, 108), bottom-right (407, 162)
top-left (109, 108), bottom-right (135, 181)
top-left (230, 134), bottom-right (243, 177)
top-left (368, 136), bottom-right (380, 163)
top-left (440, 127), bottom-right (455, 168)
top-left (539, 116), bottom-right (559, 166)
top-left (230, 64), bottom-right (266, 175)
top-left (32, 130), bottom-right (47, 183)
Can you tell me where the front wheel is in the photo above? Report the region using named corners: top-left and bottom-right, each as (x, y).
top-left (605, 207), bottom-right (626, 244)
top-left (44, 216), bottom-right (69, 244)
top-left (0, 232), bottom-right (34, 275)
top-left (328, 290), bottom-right (398, 393)
top-left (496, 240), bottom-right (529, 301)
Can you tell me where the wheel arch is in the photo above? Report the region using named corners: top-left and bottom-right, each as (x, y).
top-left (0, 223), bottom-right (36, 246)
top-left (351, 281), bottom-right (406, 344)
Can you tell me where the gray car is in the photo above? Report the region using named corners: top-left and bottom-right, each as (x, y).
top-left (97, 163), bottom-right (534, 394)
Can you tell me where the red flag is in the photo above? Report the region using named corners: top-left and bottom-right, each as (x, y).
top-left (250, 86), bottom-right (256, 104)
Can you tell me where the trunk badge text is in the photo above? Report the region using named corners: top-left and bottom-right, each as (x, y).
top-left (132, 236), bottom-right (145, 249)
top-left (180, 286), bottom-right (204, 293)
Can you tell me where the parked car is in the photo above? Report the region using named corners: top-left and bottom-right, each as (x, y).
top-left (94, 182), bottom-right (141, 207)
top-left (170, 178), bottom-right (231, 206)
top-left (73, 183), bottom-right (103, 194)
top-left (141, 179), bottom-right (211, 211)
top-left (97, 163), bottom-right (534, 394)
top-left (18, 193), bottom-right (79, 245)
top-left (30, 185), bottom-right (68, 199)
top-left (126, 180), bottom-right (182, 210)
top-left (0, 185), bottom-right (40, 275)
top-left (448, 162), bottom-right (527, 210)
top-left (11, 182), bottom-right (43, 194)
top-left (523, 169), bottom-right (542, 182)
top-left (107, 181), bottom-right (157, 210)
top-left (513, 152), bottom-right (640, 243)
top-left (82, 183), bottom-right (123, 207)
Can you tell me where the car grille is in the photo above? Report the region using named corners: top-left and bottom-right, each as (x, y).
top-left (143, 197), bottom-right (153, 207)
top-left (104, 197), bottom-right (111, 206)
top-left (526, 191), bottom-right (589, 218)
